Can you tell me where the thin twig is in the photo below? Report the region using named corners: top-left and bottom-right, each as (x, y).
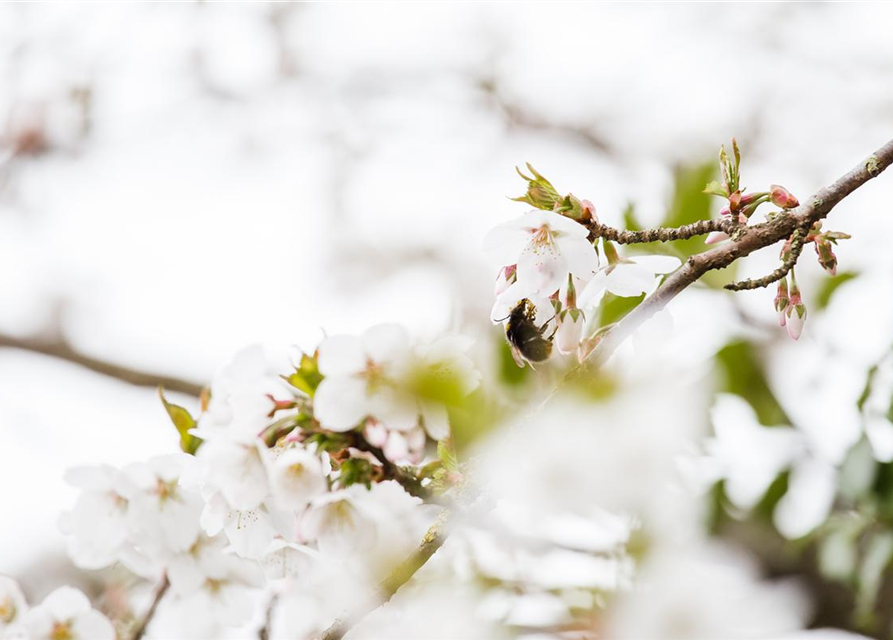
top-left (316, 509), bottom-right (452, 640)
top-left (724, 222), bottom-right (810, 291)
top-left (131, 575), bottom-right (169, 640)
top-left (0, 332), bottom-right (204, 397)
top-left (573, 134), bottom-right (893, 377)
top-left (587, 217), bottom-right (732, 244)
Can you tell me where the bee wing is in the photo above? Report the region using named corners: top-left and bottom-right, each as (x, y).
top-left (510, 345), bottom-right (528, 369)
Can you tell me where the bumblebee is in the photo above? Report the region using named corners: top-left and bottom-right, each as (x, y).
top-left (504, 298), bottom-right (554, 367)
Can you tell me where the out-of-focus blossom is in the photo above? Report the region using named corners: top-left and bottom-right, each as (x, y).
top-left (605, 542), bottom-right (809, 639)
top-left (20, 587), bottom-right (115, 640)
top-left (0, 576), bottom-right (27, 638)
top-left (268, 447), bottom-right (328, 511)
top-left (484, 210), bottom-right (598, 296)
top-left (58, 465), bottom-right (134, 570)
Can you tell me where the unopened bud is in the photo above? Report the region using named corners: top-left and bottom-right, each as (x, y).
top-left (494, 264), bottom-right (517, 296)
top-left (581, 199), bottom-right (598, 223)
top-left (770, 185), bottom-right (799, 209)
top-left (785, 302), bottom-right (807, 340)
top-left (556, 308), bottom-right (585, 356)
top-left (602, 239), bottom-right (621, 266)
top-left (728, 190), bottom-right (742, 212)
top-left (815, 240), bottom-right (838, 276)
top-left (774, 278), bottom-right (790, 316)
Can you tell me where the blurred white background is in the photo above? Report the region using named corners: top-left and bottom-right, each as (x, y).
top-left (1, 1), bottom-right (892, 598)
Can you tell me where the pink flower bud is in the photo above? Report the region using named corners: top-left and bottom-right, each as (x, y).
top-left (581, 199), bottom-right (598, 223)
top-left (364, 420), bottom-right (389, 448)
top-left (494, 264), bottom-right (517, 296)
top-left (719, 205), bottom-right (732, 218)
top-left (770, 185), bottom-right (799, 209)
top-left (785, 303), bottom-right (807, 340)
top-left (705, 231), bottom-right (730, 244)
top-left (774, 278), bottom-right (790, 315)
top-left (728, 190), bottom-right (742, 212)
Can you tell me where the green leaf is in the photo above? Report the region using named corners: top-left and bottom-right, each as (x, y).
top-left (703, 180), bottom-right (729, 198)
top-left (814, 271), bottom-right (859, 311)
top-left (496, 338), bottom-right (529, 386)
top-left (339, 458), bottom-right (374, 489)
top-left (622, 202), bottom-right (642, 231)
top-left (158, 387), bottom-right (202, 455)
top-left (283, 353), bottom-right (324, 397)
top-left (599, 292), bottom-right (644, 326)
top-left (437, 436), bottom-right (459, 473)
top-left (715, 340), bottom-right (790, 426)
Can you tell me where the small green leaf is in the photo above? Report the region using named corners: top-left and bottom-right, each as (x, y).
top-left (339, 458), bottom-right (374, 489)
top-left (599, 292), bottom-right (645, 326)
top-left (283, 353), bottom-right (324, 397)
top-left (814, 271), bottom-right (859, 311)
top-left (437, 436), bottom-right (459, 473)
top-left (622, 202), bottom-right (642, 231)
top-left (158, 387), bottom-right (202, 455)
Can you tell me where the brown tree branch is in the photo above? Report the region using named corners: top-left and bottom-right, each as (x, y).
top-left (131, 575), bottom-right (169, 640)
top-left (573, 135), bottom-right (893, 376)
top-left (0, 332), bottom-right (204, 397)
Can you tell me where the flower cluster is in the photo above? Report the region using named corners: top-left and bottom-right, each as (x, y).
top-left (485, 167), bottom-right (680, 364)
top-left (57, 328), bottom-right (478, 638)
top-left (0, 580), bottom-right (114, 640)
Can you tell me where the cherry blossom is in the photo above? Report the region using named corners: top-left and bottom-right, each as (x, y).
top-left (0, 577), bottom-right (27, 639)
top-left (58, 465), bottom-right (134, 570)
top-left (268, 447), bottom-right (328, 511)
top-left (314, 324), bottom-right (416, 433)
top-left (483, 210), bottom-right (598, 297)
top-left (19, 587), bottom-right (115, 640)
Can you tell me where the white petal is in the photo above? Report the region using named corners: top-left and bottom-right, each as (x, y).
top-left (536, 210), bottom-right (589, 238)
top-left (630, 254), bottom-right (682, 274)
top-left (317, 335), bottom-right (365, 376)
top-left (362, 324), bottom-right (410, 364)
top-left (577, 270), bottom-right (608, 308)
top-left (559, 235), bottom-right (599, 279)
top-left (516, 237), bottom-right (568, 295)
top-left (313, 376), bottom-right (370, 432)
top-left (482, 216), bottom-right (535, 265)
top-left (370, 389), bottom-right (419, 432)
top-left (271, 449), bottom-right (327, 510)
top-left (40, 587), bottom-right (90, 619)
top-left (605, 264), bottom-right (656, 298)
top-left (773, 458), bottom-right (836, 539)
top-left (71, 609), bottom-right (115, 640)
top-left (420, 401), bottom-right (449, 441)
top-left (224, 508), bottom-right (277, 560)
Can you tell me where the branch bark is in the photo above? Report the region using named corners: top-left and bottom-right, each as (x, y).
top-left (574, 135), bottom-right (893, 377)
top-left (0, 332), bottom-right (204, 397)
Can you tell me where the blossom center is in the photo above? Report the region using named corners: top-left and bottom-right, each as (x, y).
top-left (529, 224), bottom-right (554, 248)
top-left (0, 596), bottom-right (15, 624)
top-left (50, 621), bottom-right (74, 640)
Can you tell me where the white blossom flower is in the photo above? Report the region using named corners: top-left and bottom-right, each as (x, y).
top-left (301, 490), bottom-right (377, 557)
top-left (20, 587), bottom-right (115, 640)
top-left (120, 454), bottom-right (204, 563)
top-left (314, 324), bottom-right (416, 433)
top-left (269, 447), bottom-right (328, 511)
top-left (58, 465), bottom-right (135, 570)
top-left (484, 210), bottom-right (598, 296)
top-left (555, 309), bottom-right (585, 356)
top-left (605, 542), bottom-right (809, 639)
top-left (578, 253), bottom-right (681, 307)
top-left (196, 435), bottom-right (272, 511)
top-left (0, 576), bottom-right (27, 638)
top-left (200, 492), bottom-right (281, 560)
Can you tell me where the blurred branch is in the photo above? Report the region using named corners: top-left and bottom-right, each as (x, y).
top-left (0, 332), bottom-right (204, 397)
top-left (478, 76), bottom-right (612, 153)
top-left (131, 575), bottom-right (169, 640)
top-left (316, 509), bottom-right (452, 640)
top-left (575, 134), bottom-right (893, 376)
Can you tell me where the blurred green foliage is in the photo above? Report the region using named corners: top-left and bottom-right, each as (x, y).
top-left (715, 340), bottom-right (790, 426)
